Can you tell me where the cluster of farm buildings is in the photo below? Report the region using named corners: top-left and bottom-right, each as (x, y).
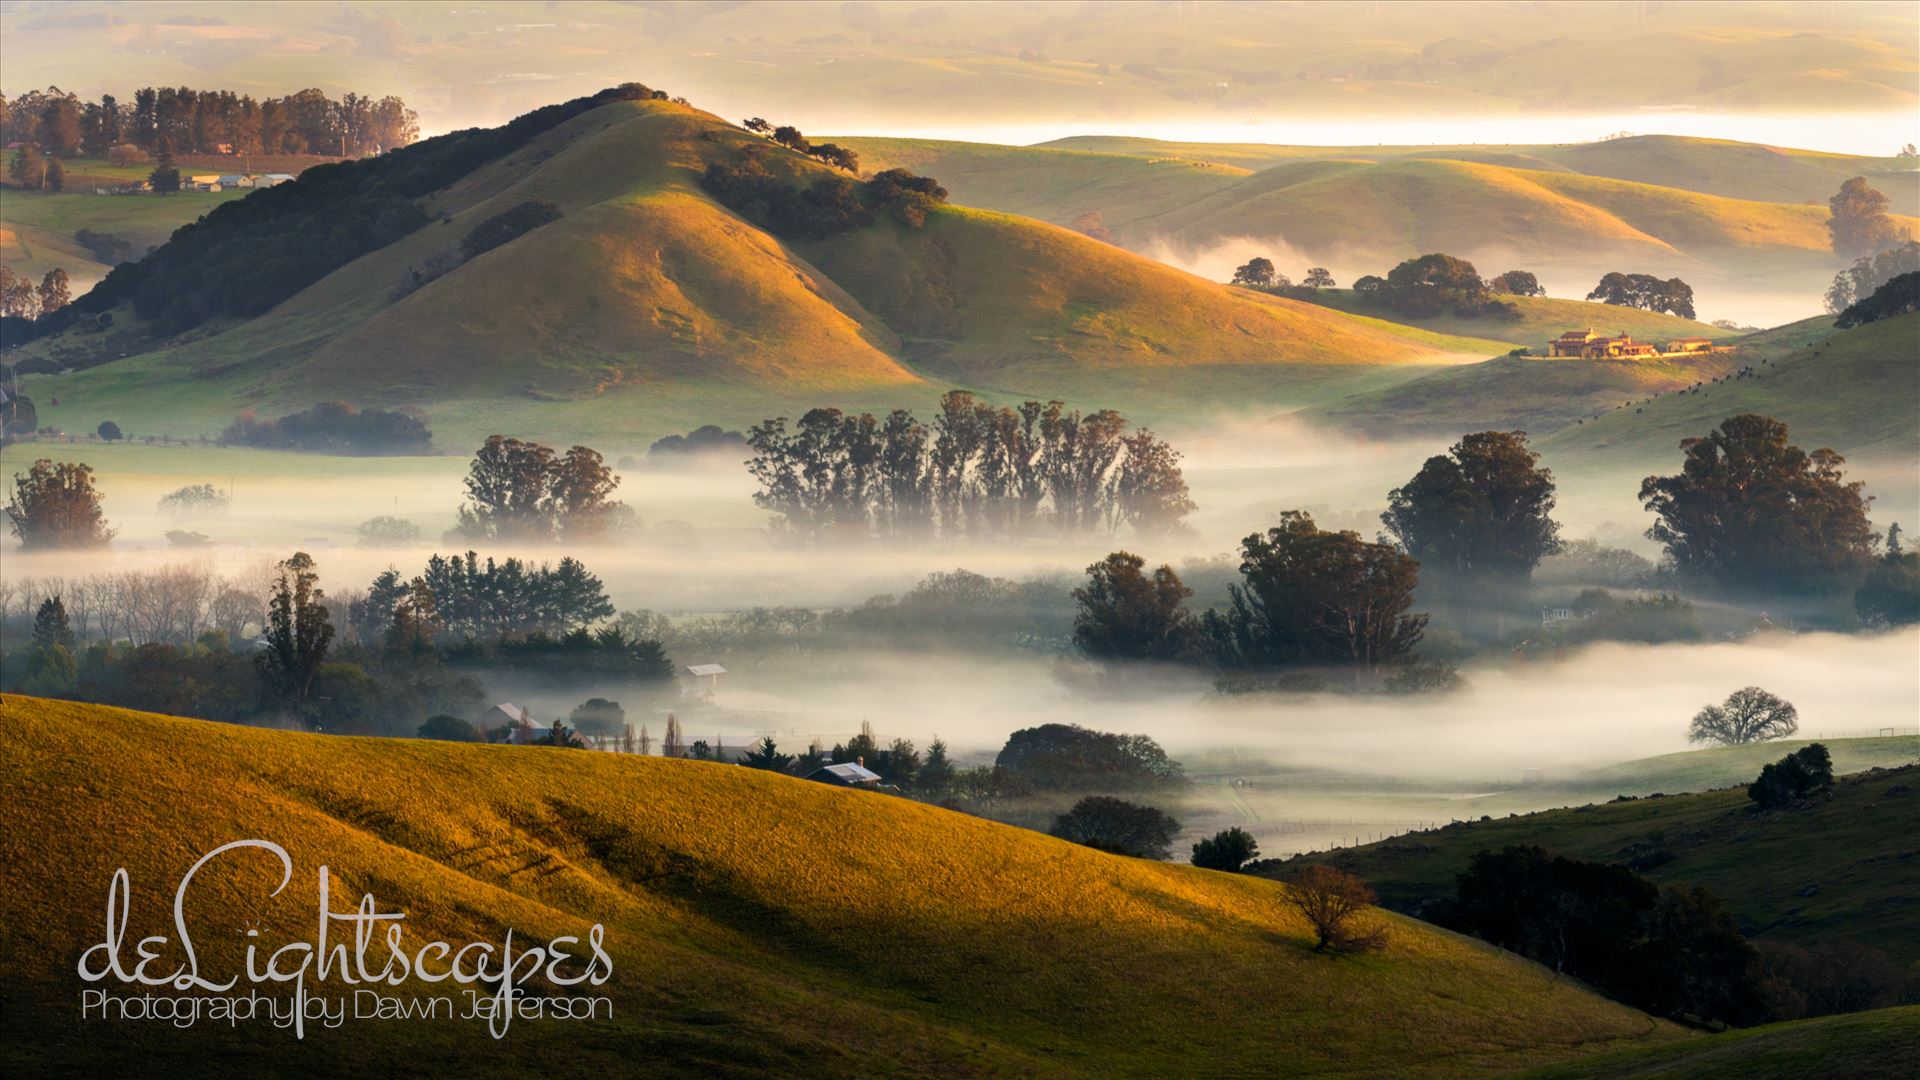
top-left (98, 172), bottom-right (295, 195)
top-left (1546, 328), bottom-right (1721, 359)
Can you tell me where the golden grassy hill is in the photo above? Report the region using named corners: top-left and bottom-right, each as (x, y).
top-left (11, 97), bottom-right (1510, 446)
top-left (0, 697), bottom-right (1685, 1078)
top-left (838, 136), bottom-right (1919, 302)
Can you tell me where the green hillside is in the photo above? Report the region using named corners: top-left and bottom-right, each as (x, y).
top-left (12, 96), bottom-right (1503, 447)
top-left (841, 135), bottom-right (1918, 282)
top-left (1303, 350), bottom-right (1740, 440)
top-left (1265, 763), bottom-right (1920, 965)
top-left (1557, 737), bottom-right (1920, 799)
top-left (1517, 1006), bottom-right (1920, 1080)
top-left (0, 188), bottom-right (243, 288)
top-left (1030, 135), bottom-right (1919, 210)
top-left (0, 697), bottom-right (1687, 1077)
top-left (1297, 289), bottom-right (1738, 348)
top-left (1537, 312), bottom-right (1920, 468)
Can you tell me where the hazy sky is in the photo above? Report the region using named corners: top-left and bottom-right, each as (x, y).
top-left (2, 1), bottom-right (1915, 153)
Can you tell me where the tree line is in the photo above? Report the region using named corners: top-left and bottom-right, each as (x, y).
top-left (0, 85), bottom-right (417, 161)
top-left (745, 391), bottom-right (1195, 544)
top-left (1236, 251), bottom-right (1703, 322)
top-left (1068, 414), bottom-right (1899, 676)
top-left (220, 401), bottom-right (432, 455)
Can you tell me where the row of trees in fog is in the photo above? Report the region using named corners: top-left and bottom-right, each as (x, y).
top-left (1069, 414), bottom-right (1908, 675)
top-left (746, 391), bottom-right (1196, 544)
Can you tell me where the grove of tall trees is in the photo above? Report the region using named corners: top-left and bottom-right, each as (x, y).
top-left (746, 392), bottom-right (1195, 544)
top-left (0, 85), bottom-right (418, 160)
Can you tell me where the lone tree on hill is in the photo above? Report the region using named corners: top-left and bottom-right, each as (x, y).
top-left (1639, 415), bottom-right (1877, 590)
top-left (1231, 257), bottom-right (1277, 288)
top-left (1489, 270), bottom-right (1545, 297)
top-left (1827, 177), bottom-right (1905, 259)
top-left (1289, 865), bottom-right (1387, 953)
top-left (1048, 796), bottom-right (1180, 860)
top-left (1303, 267), bottom-right (1336, 290)
top-left (1382, 430), bottom-right (1562, 579)
top-left (5, 459), bottom-right (115, 549)
top-left (1586, 272), bottom-right (1695, 319)
top-left (1072, 551), bottom-right (1200, 661)
top-left (1688, 687), bottom-right (1799, 746)
top-left (1191, 827), bottom-right (1260, 872)
top-left (96, 421), bottom-right (122, 442)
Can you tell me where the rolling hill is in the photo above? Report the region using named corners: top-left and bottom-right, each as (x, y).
top-left (1517, 1007), bottom-right (1920, 1080)
top-left (1298, 307), bottom-right (1919, 457)
top-left (1295, 289), bottom-right (1739, 349)
top-left (1536, 311), bottom-right (1920, 469)
top-left (1301, 349), bottom-right (1741, 441)
top-left (12, 93), bottom-right (1507, 446)
top-left (1263, 762), bottom-right (1920, 965)
top-left (838, 134), bottom-right (1919, 325)
top-left (0, 697), bottom-right (1687, 1077)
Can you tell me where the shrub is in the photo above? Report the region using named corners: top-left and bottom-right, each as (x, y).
top-left (460, 201), bottom-right (563, 260)
top-left (1048, 796), bottom-right (1180, 859)
top-left (568, 697), bottom-right (626, 736)
top-left (1190, 827), bottom-right (1260, 872)
top-left (356, 516), bottom-right (422, 547)
top-left (417, 715), bottom-right (483, 742)
top-left (1747, 743), bottom-right (1833, 808)
top-left (222, 402), bottom-right (432, 455)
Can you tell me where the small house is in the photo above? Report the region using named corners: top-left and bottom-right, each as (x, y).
top-left (806, 761), bottom-right (883, 787)
top-left (687, 662), bottom-right (727, 701)
top-left (217, 174), bottom-right (254, 189)
top-left (1663, 337), bottom-right (1714, 354)
top-left (257, 173), bottom-right (295, 188)
top-left (482, 703), bottom-right (536, 743)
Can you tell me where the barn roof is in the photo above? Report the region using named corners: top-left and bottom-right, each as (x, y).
top-left (809, 762), bottom-right (883, 784)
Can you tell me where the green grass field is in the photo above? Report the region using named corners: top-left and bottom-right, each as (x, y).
top-left (1515, 1006), bottom-right (1920, 1079)
top-left (0, 697), bottom-right (1692, 1077)
top-left (1296, 290), bottom-right (1738, 348)
top-left (1537, 311), bottom-right (1920, 470)
top-left (1264, 761), bottom-right (1920, 965)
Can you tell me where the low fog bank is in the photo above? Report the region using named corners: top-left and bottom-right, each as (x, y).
top-left (475, 630), bottom-right (1919, 787)
top-left (1134, 234), bottom-right (1829, 330)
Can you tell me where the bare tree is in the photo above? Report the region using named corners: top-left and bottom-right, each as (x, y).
top-left (1288, 865), bottom-right (1388, 953)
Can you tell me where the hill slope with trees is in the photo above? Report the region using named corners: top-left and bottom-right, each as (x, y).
top-left (838, 135), bottom-right (1920, 311)
top-left (1537, 311), bottom-right (1920, 469)
top-left (0, 697), bottom-right (1689, 1078)
top-left (10, 90), bottom-right (1501, 445)
top-left (1263, 763), bottom-right (1920, 966)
